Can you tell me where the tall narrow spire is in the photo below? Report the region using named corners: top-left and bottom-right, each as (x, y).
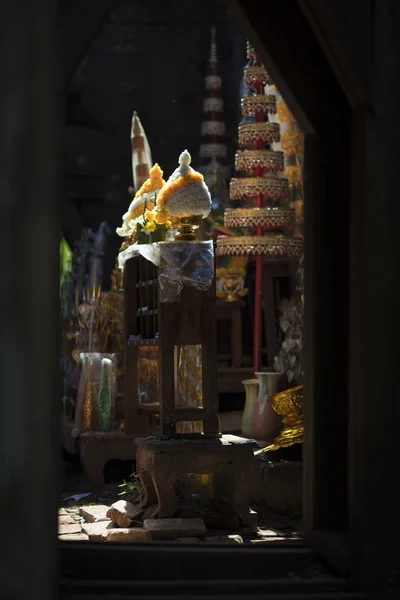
top-left (209, 25), bottom-right (217, 64)
top-left (199, 26), bottom-right (227, 161)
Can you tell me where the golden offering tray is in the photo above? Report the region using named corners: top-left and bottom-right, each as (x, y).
top-left (235, 149), bottom-right (284, 173)
top-left (216, 235), bottom-right (303, 259)
top-left (224, 207), bottom-right (295, 230)
top-left (264, 385), bottom-right (304, 452)
top-left (241, 95), bottom-right (276, 117)
top-left (243, 65), bottom-right (273, 88)
top-left (238, 122), bottom-right (280, 147)
top-left (229, 176), bottom-right (289, 201)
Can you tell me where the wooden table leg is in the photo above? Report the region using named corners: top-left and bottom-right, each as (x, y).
top-left (151, 467), bottom-right (177, 518)
top-left (138, 468), bottom-right (158, 508)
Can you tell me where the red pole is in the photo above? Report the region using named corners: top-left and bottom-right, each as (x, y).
top-left (253, 200), bottom-right (263, 373)
top-left (253, 77), bottom-right (265, 374)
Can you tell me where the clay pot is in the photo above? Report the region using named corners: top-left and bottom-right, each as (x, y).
top-left (241, 379), bottom-right (259, 438)
top-left (250, 372), bottom-right (283, 447)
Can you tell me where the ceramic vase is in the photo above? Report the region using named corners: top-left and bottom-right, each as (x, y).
top-left (99, 357), bottom-right (114, 432)
top-left (250, 372), bottom-right (283, 447)
top-left (75, 352), bottom-right (117, 434)
top-left (241, 379), bottom-right (259, 438)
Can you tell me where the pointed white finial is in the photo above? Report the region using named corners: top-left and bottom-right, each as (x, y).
top-left (179, 149), bottom-right (191, 167)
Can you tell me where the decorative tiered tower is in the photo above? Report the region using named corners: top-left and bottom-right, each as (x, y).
top-left (198, 26), bottom-right (230, 245)
top-left (199, 26), bottom-right (227, 167)
top-left (216, 42), bottom-right (302, 371)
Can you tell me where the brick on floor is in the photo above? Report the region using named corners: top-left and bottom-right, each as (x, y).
top-left (79, 505), bottom-right (110, 523)
top-left (82, 520), bottom-right (114, 541)
top-left (58, 515), bottom-right (76, 525)
top-left (144, 518), bottom-right (206, 541)
top-left (106, 500), bottom-right (143, 528)
top-left (58, 523), bottom-right (82, 535)
top-left (59, 533), bottom-right (89, 541)
top-left (106, 528), bottom-right (152, 542)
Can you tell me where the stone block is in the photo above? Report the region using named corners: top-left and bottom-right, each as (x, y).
top-left (58, 523), bottom-right (82, 535)
top-left (59, 533), bottom-right (89, 541)
top-left (205, 534), bottom-right (243, 544)
top-left (58, 515), bottom-right (76, 525)
top-left (82, 520), bottom-right (114, 541)
top-left (106, 528), bottom-right (152, 542)
top-left (79, 505), bottom-right (110, 523)
top-left (258, 528), bottom-right (284, 537)
top-left (144, 518), bottom-right (206, 541)
top-left (106, 500), bottom-right (143, 528)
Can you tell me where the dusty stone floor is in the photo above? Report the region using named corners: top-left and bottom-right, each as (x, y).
top-left (59, 452), bottom-right (302, 544)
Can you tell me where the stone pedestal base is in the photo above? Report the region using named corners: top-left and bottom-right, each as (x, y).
top-left (135, 434), bottom-right (258, 530)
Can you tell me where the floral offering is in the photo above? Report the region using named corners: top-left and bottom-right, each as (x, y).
top-left (156, 150), bottom-right (212, 218)
top-left (116, 163), bottom-right (165, 240)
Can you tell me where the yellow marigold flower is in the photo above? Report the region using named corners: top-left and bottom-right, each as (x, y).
top-left (165, 219), bottom-right (172, 228)
top-left (128, 199), bottom-right (154, 221)
top-left (286, 165), bottom-right (303, 187)
top-left (145, 210), bottom-right (155, 221)
top-left (281, 129), bottom-right (304, 156)
top-left (277, 100), bottom-right (296, 124)
top-left (134, 164), bottom-right (165, 199)
top-left (154, 209), bottom-right (168, 225)
top-left (144, 221), bottom-right (156, 232)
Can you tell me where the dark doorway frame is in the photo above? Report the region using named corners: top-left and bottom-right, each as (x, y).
top-left (233, 0), bottom-right (400, 593)
top-left (3, 1), bottom-right (397, 598)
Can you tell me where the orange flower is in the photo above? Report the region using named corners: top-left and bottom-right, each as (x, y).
top-left (154, 209), bottom-right (169, 225)
top-left (130, 199), bottom-right (154, 221)
top-left (281, 129), bottom-right (304, 156)
top-left (134, 164), bottom-right (165, 200)
top-left (286, 165), bottom-right (303, 187)
top-left (145, 210), bottom-right (155, 221)
top-left (277, 100), bottom-right (296, 124)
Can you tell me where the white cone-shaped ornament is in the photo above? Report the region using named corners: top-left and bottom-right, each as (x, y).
top-left (156, 150), bottom-right (212, 241)
top-left (156, 149), bottom-right (212, 218)
top-left (131, 111), bottom-right (153, 192)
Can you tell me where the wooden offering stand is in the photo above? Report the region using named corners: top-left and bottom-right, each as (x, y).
top-left (124, 242), bottom-right (258, 529)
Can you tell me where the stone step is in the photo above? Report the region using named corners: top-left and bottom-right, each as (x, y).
top-left (61, 541), bottom-right (322, 581)
top-left (61, 578), bottom-right (363, 599)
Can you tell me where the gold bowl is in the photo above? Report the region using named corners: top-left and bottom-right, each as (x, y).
top-left (264, 385), bottom-right (304, 452)
top-left (173, 213), bottom-right (203, 242)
